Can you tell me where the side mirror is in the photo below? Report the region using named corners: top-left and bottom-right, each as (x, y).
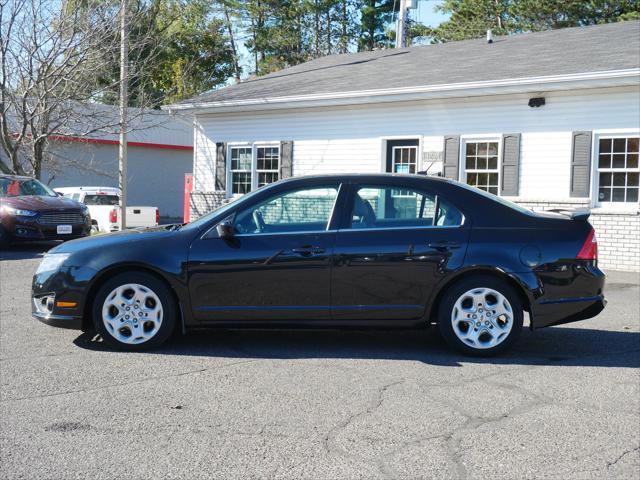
top-left (216, 219), bottom-right (234, 239)
top-left (56, 192), bottom-right (64, 197)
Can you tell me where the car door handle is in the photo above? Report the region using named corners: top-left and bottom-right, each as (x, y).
top-left (291, 246), bottom-right (325, 256)
top-left (427, 241), bottom-right (461, 251)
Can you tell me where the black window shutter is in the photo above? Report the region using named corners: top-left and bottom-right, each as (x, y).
top-left (570, 131), bottom-right (592, 197)
top-left (442, 135), bottom-right (460, 180)
top-left (280, 141), bottom-right (294, 179)
top-left (215, 142), bottom-right (227, 191)
top-left (500, 133), bottom-right (521, 196)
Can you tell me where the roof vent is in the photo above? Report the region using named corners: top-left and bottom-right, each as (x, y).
top-left (487, 29), bottom-right (493, 44)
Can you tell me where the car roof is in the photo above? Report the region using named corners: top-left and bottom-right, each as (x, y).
top-left (277, 173), bottom-right (455, 185)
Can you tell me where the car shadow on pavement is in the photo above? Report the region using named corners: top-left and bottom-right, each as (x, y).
top-left (73, 326), bottom-right (640, 368)
top-left (0, 242), bottom-right (59, 261)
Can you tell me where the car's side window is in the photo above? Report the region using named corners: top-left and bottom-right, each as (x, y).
top-left (350, 185), bottom-right (463, 229)
top-left (234, 186), bottom-right (339, 235)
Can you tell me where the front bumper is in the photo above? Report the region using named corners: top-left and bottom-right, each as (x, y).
top-left (32, 265), bottom-right (97, 331)
top-left (4, 215), bottom-right (91, 242)
top-left (33, 310), bottom-right (83, 329)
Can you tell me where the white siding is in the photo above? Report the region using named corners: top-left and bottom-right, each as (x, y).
top-left (193, 85), bottom-right (640, 201)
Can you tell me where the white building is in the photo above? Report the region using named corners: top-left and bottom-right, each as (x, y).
top-left (2, 108), bottom-right (193, 220)
top-left (167, 21), bottom-right (640, 271)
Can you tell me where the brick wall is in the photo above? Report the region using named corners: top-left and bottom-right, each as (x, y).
top-left (190, 191), bottom-right (230, 220)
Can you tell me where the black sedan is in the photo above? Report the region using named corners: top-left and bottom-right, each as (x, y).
top-left (32, 174), bottom-right (605, 355)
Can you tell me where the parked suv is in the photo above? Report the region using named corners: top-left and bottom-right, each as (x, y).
top-left (0, 175), bottom-right (91, 248)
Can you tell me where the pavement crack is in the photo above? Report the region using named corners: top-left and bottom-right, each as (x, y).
top-left (606, 445), bottom-right (640, 468)
top-left (322, 379), bottom-right (405, 471)
top-left (1, 358), bottom-right (258, 403)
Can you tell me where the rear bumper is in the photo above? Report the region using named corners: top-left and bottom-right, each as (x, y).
top-left (530, 262), bottom-right (606, 329)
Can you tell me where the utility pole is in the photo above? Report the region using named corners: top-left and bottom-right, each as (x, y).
top-left (118, 0), bottom-right (128, 229)
top-left (396, 0), bottom-right (417, 48)
top-left (395, 0), bottom-right (408, 48)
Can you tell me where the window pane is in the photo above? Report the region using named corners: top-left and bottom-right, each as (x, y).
top-left (627, 154), bottom-right (638, 169)
top-left (599, 172), bottom-right (612, 187)
top-left (256, 147), bottom-right (279, 171)
top-left (487, 187), bottom-right (498, 195)
top-left (258, 172), bottom-right (279, 187)
top-left (598, 154), bottom-right (611, 168)
top-left (613, 173), bottom-right (626, 186)
top-left (612, 188), bottom-right (625, 202)
top-left (613, 138), bottom-right (626, 153)
top-left (488, 173), bottom-right (499, 186)
top-left (234, 186), bottom-right (338, 234)
top-left (628, 172), bottom-right (639, 187)
top-left (612, 154), bottom-right (626, 168)
top-left (231, 172), bottom-right (252, 194)
top-left (466, 143), bottom-right (476, 155)
top-left (478, 173), bottom-right (488, 185)
top-left (231, 148), bottom-right (252, 170)
top-left (488, 156), bottom-right (498, 169)
top-left (466, 156), bottom-right (475, 169)
top-left (627, 188), bottom-right (639, 202)
top-left (467, 173), bottom-right (477, 185)
top-left (477, 157), bottom-right (487, 169)
top-left (627, 137), bottom-right (639, 153)
top-left (487, 142), bottom-right (498, 156)
top-left (477, 143), bottom-right (488, 156)
top-left (599, 138), bottom-right (612, 153)
top-left (598, 188), bottom-right (611, 202)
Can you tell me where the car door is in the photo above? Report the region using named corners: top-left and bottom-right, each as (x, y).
top-left (331, 182), bottom-right (470, 320)
top-left (188, 184), bottom-right (342, 321)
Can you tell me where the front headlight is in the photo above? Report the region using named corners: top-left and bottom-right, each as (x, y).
top-left (36, 253), bottom-right (70, 274)
top-left (1, 206), bottom-right (37, 216)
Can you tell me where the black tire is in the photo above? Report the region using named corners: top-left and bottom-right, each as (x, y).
top-left (92, 271), bottom-right (177, 351)
top-left (437, 275), bottom-right (523, 356)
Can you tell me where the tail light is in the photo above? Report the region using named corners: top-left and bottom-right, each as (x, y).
top-left (577, 228), bottom-right (598, 260)
top-left (155, 208), bottom-right (160, 225)
top-left (109, 208), bottom-right (118, 223)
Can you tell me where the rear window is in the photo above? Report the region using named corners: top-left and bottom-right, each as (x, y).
top-left (84, 195), bottom-right (119, 206)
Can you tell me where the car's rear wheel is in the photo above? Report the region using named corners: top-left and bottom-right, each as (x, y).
top-left (437, 275), bottom-right (523, 356)
top-left (92, 272), bottom-right (176, 351)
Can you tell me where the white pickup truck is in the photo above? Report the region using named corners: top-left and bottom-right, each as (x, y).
top-left (54, 186), bottom-right (159, 233)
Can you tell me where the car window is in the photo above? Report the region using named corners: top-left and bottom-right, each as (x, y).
top-left (350, 185), bottom-right (463, 229)
top-left (234, 186), bottom-right (339, 234)
top-left (0, 178), bottom-right (56, 197)
top-left (84, 194), bottom-right (119, 206)
top-left (72, 193), bottom-right (81, 201)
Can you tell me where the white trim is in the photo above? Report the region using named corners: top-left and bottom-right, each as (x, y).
top-left (591, 131), bottom-right (640, 209)
top-left (165, 69), bottom-right (640, 114)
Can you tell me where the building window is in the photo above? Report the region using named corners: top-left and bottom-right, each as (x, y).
top-left (391, 146), bottom-right (417, 174)
top-left (256, 146), bottom-right (280, 187)
top-left (464, 141), bottom-right (499, 195)
top-left (597, 136), bottom-right (639, 204)
top-left (230, 146), bottom-right (253, 194)
top-left (229, 144), bottom-right (280, 195)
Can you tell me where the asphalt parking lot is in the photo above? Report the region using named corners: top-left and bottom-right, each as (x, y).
top-left (1, 243), bottom-right (639, 480)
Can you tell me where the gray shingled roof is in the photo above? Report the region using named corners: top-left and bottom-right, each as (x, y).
top-left (179, 21), bottom-right (639, 106)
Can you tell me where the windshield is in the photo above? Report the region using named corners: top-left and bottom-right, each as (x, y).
top-left (84, 194), bottom-right (119, 206)
top-left (0, 178), bottom-right (57, 198)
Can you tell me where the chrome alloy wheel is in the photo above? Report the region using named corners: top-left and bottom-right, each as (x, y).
top-left (451, 287), bottom-right (513, 350)
top-left (101, 283), bottom-right (163, 345)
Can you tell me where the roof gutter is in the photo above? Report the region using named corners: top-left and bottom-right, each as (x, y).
top-left (164, 68), bottom-right (640, 114)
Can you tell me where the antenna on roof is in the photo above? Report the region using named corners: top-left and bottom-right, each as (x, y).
top-left (487, 29), bottom-right (493, 44)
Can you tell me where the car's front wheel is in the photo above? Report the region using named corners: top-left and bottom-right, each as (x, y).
top-left (437, 275), bottom-right (523, 356)
top-left (92, 272), bottom-right (177, 351)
